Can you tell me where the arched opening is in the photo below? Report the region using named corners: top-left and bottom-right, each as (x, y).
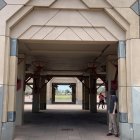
top-left (6, 2), bottom-right (127, 140)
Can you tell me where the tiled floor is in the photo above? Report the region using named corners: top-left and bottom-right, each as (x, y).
top-left (14, 104), bottom-right (119, 140)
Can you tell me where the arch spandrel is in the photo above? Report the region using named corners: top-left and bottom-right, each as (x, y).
top-left (0, 0), bottom-right (138, 39)
top-left (10, 8), bottom-right (126, 41)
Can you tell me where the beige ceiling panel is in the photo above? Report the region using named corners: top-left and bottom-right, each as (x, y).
top-left (44, 27), bottom-right (66, 40)
top-left (70, 27), bottom-right (93, 41)
top-left (57, 28), bottom-right (81, 40)
top-left (83, 28), bottom-right (105, 41)
top-left (32, 27), bottom-right (54, 40)
top-left (19, 26), bottom-right (40, 39)
top-left (80, 10), bottom-right (126, 40)
top-left (46, 10), bottom-right (91, 27)
top-left (106, 0), bottom-right (136, 7)
top-left (82, 0), bottom-right (111, 8)
top-left (96, 28), bottom-right (117, 41)
top-left (31, 8), bottom-right (59, 25)
top-left (11, 9), bottom-right (59, 38)
top-left (51, 0), bottom-right (88, 9)
top-left (27, 0), bottom-right (56, 7)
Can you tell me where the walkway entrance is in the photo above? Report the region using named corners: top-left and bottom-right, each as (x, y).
top-left (52, 83), bottom-right (76, 104)
top-left (15, 105), bottom-right (119, 140)
top-left (0, 1), bottom-right (130, 140)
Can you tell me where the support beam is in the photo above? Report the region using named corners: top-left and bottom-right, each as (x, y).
top-left (71, 84), bottom-right (76, 104)
top-left (40, 77), bottom-right (47, 110)
top-left (82, 77), bottom-right (89, 110)
top-left (89, 69), bottom-right (97, 113)
top-left (32, 75), bottom-right (40, 113)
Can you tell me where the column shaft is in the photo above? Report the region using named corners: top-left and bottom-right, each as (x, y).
top-left (83, 77), bottom-right (89, 110)
top-left (89, 71), bottom-right (97, 113)
top-left (40, 77), bottom-right (46, 110)
top-left (2, 38), bottom-right (18, 140)
top-left (72, 84), bottom-right (76, 103)
top-left (32, 75), bottom-right (40, 113)
top-left (118, 41), bottom-right (128, 123)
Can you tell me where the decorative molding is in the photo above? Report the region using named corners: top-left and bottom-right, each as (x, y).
top-left (19, 26), bottom-right (118, 41)
top-left (118, 40), bottom-right (126, 58)
top-left (119, 112), bottom-right (128, 123)
top-left (10, 38), bottom-right (18, 56)
top-left (27, 0), bottom-right (56, 7)
top-left (0, 0), bottom-right (6, 10)
top-left (82, 0), bottom-right (111, 8)
top-left (51, 0), bottom-right (88, 9)
top-left (7, 111), bottom-right (16, 122)
top-left (131, 0), bottom-right (140, 16)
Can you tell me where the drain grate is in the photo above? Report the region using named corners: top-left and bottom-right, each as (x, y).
top-left (61, 128), bottom-right (73, 131)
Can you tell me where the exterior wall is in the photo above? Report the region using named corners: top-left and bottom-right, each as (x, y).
top-left (0, 0), bottom-right (140, 140)
top-left (47, 77), bottom-right (82, 104)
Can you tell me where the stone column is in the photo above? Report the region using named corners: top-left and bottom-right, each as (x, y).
top-left (119, 39), bottom-right (140, 140)
top-left (0, 36), bottom-right (10, 140)
top-left (89, 69), bottom-right (97, 113)
top-left (71, 84), bottom-right (76, 104)
top-left (83, 77), bottom-right (89, 110)
top-left (1, 38), bottom-right (18, 140)
top-left (16, 54), bottom-right (25, 126)
top-left (40, 77), bottom-right (47, 110)
top-left (47, 81), bottom-right (51, 104)
top-left (118, 41), bottom-right (128, 140)
top-left (32, 75), bottom-right (40, 113)
top-left (52, 84), bottom-right (56, 103)
top-left (76, 79), bottom-right (82, 104)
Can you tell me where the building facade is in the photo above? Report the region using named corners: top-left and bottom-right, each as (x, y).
top-left (0, 0), bottom-right (140, 140)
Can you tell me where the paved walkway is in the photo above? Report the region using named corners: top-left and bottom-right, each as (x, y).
top-left (14, 105), bottom-right (119, 140)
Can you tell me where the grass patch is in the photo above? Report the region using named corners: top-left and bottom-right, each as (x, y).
top-left (55, 95), bottom-right (72, 99)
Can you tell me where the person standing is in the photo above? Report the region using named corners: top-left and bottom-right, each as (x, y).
top-left (106, 90), bottom-right (119, 137)
top-left (98, 93), bottom-right (105, 109)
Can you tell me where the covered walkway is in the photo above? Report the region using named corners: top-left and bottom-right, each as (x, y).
top-left (14, 105), bottom-right (119, 140)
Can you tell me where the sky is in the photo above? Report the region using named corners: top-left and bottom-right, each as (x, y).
top-left (57, 85), bottom-right (72, 92)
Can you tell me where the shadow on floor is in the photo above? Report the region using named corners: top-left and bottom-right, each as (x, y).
top-left (14, 105), bottom-right (119, 140)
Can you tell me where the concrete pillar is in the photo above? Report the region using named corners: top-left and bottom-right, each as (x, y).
top-left (16, 54), bottom-right (25, 126)
top-left (71, 84), bottom-right (76, 104)
top-left (118, 41), bottom-right (129, 140)
top-left (89, 69), bottom-right (97, 113)
top-left (83, 77), bottom-right (89, 110)
top-left (1, 38), bottom-right (18, 140)
top-left (76, 78), bottom-right (82, 104)
top-left (0, 36), bottom-right (10, 140)
top-left (32, 75), bottom-right (40, 113)
top-left (47, 81), bottom-right (51, 104)
top-left (52, 84), bottom-right (56, 103)
top-left (40, 77), bottom-right (46, 110)
top-left (6, 38), bottom-right (18, 140)
top-left (119, 39), bottom-right (140, 140)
